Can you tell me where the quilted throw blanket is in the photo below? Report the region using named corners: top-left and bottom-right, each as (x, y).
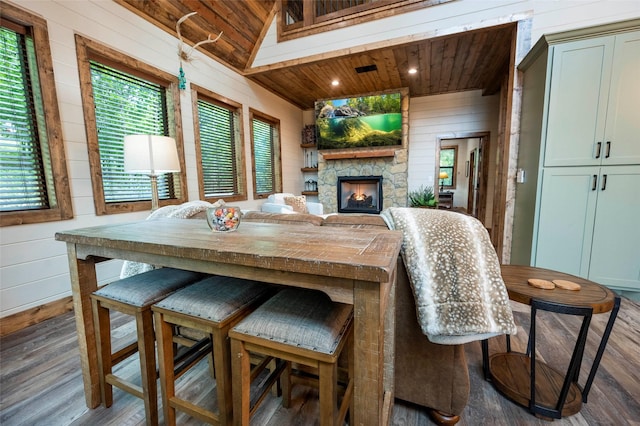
top-left (120, 199), bottom-right (224, 278)
top-left (381, 207), bottom-right (516, 344)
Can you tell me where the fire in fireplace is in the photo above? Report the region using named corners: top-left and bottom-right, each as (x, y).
top-left (337, 176), bottom-right (383, 214)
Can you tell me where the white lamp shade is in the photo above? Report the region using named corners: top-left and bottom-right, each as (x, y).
top-left (123, 135), bottom-right (180, 175)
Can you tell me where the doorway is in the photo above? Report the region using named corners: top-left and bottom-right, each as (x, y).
top-left (435, 132), bottom-right (491, 227)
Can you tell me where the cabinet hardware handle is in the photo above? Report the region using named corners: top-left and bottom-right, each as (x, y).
top-left (595, 142), bottom-right (602, 159)
top-left (592, 174), bottom-right (598, 191)
top-left (605, 141), bottom-right (611, 158)
top-left (601, 174), bottom-right (607, 191)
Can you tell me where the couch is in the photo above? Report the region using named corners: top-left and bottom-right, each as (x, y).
top-left (242, 210), bottom-right (470, 425)
top-left (260, 193), bottom-right (324, 215)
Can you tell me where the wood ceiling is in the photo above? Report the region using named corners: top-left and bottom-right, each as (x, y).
top-left (115, 0), bottom-right (515, 109)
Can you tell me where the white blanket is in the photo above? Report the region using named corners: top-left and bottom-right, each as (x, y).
top-left (119, 200), bottom-right (223, 278)
top-left (381, 207), bottom-right (517, 344)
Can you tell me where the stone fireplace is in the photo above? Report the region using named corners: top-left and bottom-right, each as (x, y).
top-left (337, 176), bottom-right (383, 214)
top-left (317, 148), bottom-right (408, 214)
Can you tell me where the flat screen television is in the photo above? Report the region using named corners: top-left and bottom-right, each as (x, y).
top-left (315, 92), bottom-right (402, 150)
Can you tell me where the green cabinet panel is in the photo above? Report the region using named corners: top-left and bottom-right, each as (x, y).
top-left (545, 37), bottom-right (612, 167)
top-left (535, 167), bottom-right (599, 276)
top-left (588, 166), bottom-right (640, 291)
top-left (544, 31), bottom-right (640, 167)
top-left (604, 32), bottom-right (640, 165)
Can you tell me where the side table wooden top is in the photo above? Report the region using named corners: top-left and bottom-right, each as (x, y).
top-left (500, 265), bottom-right (617, 314)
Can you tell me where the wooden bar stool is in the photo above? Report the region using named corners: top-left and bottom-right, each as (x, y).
top-left (152, 276), bottom-right (276, 426)
top-left (90, 267), bottom-right (205, 426)
top-left (229, 288), bottom-right (354, 426)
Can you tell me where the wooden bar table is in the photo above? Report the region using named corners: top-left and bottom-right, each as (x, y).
top-left (482, 265), bottom-right (620, 419)
top-left (56, 219), bottom-right (402, 426)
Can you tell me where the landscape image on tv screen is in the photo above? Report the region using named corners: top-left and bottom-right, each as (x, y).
top-left (315, 92), bottom-right (402, 150)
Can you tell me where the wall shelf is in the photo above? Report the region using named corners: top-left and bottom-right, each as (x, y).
top-left (302, 191), bottom-right (318, 196)
top-left (301, 167), bottom-right (318, 172)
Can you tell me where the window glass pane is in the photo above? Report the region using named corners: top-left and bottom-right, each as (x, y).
top-left (283, 0), bottom-right (304, 25)
top-left (439, 147), bottom-right (456, 187)
top-left (0, 26), bottom-right (48, 212)
top-left (89, 61), bottom-right (175, 203)
top-left (252, 118), bottom-right (274, 194)
top-left (197, 99), bottom-right (238, 196)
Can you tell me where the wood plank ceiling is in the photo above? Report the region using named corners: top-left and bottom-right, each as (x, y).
top-left (114, 0), bottom-right (515, 109)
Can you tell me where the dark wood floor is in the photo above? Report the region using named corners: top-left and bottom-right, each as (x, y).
top-left (1, 298), bottom-right (639, 425)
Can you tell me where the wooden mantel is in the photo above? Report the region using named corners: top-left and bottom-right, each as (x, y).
top-left (320, 147), bottom-right (398, 160)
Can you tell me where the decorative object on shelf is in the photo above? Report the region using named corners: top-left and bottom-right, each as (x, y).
top-left (305, 180), bottom-right (318, 192)
top-left (439, 171), bottom-right (449, 192)
top-left (408, 185), bottom-right (437, 208)
top-left (302, 124), bottom-right (316, 145)
top-left (304, 149), bottom-right (317, 168)
top-left (123, 134), bottom-right (180, 211)
top-left (206, 205), bottom-right (241, 232)
top-left (175, 12), bottom-right (222, 90)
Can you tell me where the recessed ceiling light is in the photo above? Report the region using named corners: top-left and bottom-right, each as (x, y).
top-left (408, 68), bottom-right (417, 74)
top-left (331, 80), bottom-right (339, 86)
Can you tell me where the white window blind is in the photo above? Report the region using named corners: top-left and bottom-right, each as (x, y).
top-left (0, 26), bottom-right (50, 212)
top-left (252, 118), bottom-right (275, 195)
top-left (197, 99), bottom-right (239, 196)
top-left (89, 61), bottom-right (176, 203)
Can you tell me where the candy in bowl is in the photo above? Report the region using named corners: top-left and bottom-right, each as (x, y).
top-left (206, 206), bottom-right (241, 232)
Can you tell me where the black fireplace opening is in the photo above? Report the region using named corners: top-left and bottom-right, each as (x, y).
top-left (337, 176), bottom-right (383, 214)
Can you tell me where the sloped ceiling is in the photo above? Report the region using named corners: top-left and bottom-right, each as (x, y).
top-left (115, 0), bottom-right (515, 109)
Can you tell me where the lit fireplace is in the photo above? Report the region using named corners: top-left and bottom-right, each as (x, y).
top-left (337, 176), bottom-right (383, 214)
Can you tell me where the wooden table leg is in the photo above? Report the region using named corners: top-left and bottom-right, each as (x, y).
top-left (353, 277), bottom-right (395, 426)
top-left (66, 244), bottom-right (101, 408)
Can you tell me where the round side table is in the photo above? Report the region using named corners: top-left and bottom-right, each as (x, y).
top-left (482, 265), bottom-right (621, 420)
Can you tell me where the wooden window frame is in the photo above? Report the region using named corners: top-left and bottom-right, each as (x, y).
top-left (0, 2), bottom-right (73, 226)
top-left (249, 109), bottom-right (282, 199)
top-left (439, 145), bottom-right (457, 190)
top-left (191, 84), bottom-right (247, 203)
top-left (75, 35), bottom-right (187, 215)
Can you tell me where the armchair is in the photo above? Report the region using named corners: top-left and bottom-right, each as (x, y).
top-left (261, 193), bottom-right (324, 215)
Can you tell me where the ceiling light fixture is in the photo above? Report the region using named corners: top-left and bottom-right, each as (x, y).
top-left (408, 68), bottom-right (417, 74)
top-left (331, 80), bottom-right (339, 86)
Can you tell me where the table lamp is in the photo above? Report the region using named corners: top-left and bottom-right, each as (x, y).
top-left (123, 135), bottom-right (180, 211)
top-left (439, 171), bottom-right (449, 192)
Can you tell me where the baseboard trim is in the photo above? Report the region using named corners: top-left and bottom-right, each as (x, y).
top-left (0, 296), bottom-right (74, 337)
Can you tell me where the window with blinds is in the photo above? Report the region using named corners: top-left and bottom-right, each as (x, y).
top-left (250, 110), bottom-right (281, 198)
top-left (0, 26), bottom-right (49, 212)
top-left (76, 34), bottom-right (185, 214)
top-left (0, 6), bottom-right (72, 226)
top-left (89, 61), bottom-right (176, 204)
top-left (196, 96), bottom-right (243, 199)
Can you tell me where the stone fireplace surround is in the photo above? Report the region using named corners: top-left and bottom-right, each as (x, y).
top-left (317, 148), bottom-right (408, 214)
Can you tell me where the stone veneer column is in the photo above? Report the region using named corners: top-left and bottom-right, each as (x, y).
top-left (317, 149), bottom-right (408, 214)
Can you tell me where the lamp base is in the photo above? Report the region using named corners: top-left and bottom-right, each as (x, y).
top-left (150, 174), bottom-right (159, 211)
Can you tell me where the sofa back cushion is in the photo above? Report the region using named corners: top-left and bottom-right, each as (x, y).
top-left (322, 214), bottom-right (388, 229)
top-left (242, 211), bottom-right (323, 226)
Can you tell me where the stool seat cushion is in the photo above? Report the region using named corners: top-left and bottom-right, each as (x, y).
top-left (153, 276), bottom-right (274, 322)
top-left (232, 288), bottom-right (353, 355)
top-left (93, 268), bottom-right (204, 307)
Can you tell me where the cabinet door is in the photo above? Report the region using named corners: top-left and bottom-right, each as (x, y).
top-left (603, 31), bottom-right (640, 165)
top-left (588, 166), bottom-right (640, 291)
top-left (534, 167), bottom-right (599, 276)
top-left (544, 37), bottom-right (614, 167)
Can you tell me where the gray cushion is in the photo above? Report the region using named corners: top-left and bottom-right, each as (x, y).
top-left (231, 288), bottom-right (353, 355)
top-left (93, 268), bottom-right (205, 307)
top-left (153, 276), bottom-right (274, 323)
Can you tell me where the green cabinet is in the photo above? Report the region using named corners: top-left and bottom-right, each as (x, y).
top-left (544, 31), bottom-right (640, 167)
top-left (535, 166), bottom-right (640, 292)
top-left (513, 21), bottom-right (640, 294)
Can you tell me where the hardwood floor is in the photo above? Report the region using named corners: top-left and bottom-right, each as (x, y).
top-left (1, 298), bottom-right (639, 425)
